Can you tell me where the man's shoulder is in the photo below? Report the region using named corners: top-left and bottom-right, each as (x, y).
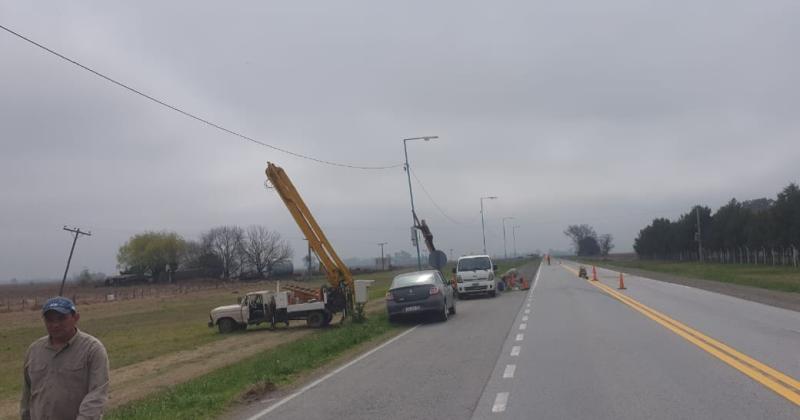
top-left (27, 335), bottom-right (49, 351)
top-left (76, 330), bottom-right (105, 348)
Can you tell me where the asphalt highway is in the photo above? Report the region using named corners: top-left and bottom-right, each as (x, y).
top-left (230, 260), bottom-right (800, 420)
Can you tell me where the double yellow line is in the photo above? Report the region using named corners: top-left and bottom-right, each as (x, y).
top-left (561, 265), bottom-right (800, 406)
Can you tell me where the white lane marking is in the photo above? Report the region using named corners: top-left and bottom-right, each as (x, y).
top-left (524, 309), bottom-right (530, 314)
top-left (503, 364), bottom-right (516, 378)
top-left (516, 333), bottom-right (524, 341)
top-left (492, 392), bottom-right (509, 412)
top-left (526, 303), bottom-right (531, 307)
top-left (522, 315), bottom-right (529, 321)
top-left (519, 323), bottom-right (527, 330)
top-left (510, 346), bottom-right (521, 356)
top-left (244, 326), bottom-right (419, 420)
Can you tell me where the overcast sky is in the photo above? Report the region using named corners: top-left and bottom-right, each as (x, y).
top-left (1, 1), bottom-right (798, 281)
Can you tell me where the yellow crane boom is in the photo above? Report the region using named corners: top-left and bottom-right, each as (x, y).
top-left (265, 162), bottom-right (354, 293)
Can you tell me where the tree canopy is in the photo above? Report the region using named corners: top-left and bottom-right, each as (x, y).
top-left (117, 231), bottom-right (187, 280)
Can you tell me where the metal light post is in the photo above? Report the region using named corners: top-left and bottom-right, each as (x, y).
top-left (502, 217), bottom-right (515, 259)
top-left (512, 225), bottom-right (520, 258)
top-left (480, 196), bottom-right (498, 255)
top-left (377, 242), bottom-right (388, 270)
top-left (403, 136), bottom-right (438, 270)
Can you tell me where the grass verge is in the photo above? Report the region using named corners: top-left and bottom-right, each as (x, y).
top-left (579, 259), bottom-right (800, 293)
top-left (105, 313), bottom-right (399, 420)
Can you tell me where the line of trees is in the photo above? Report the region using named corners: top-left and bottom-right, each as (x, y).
top-left (634, 183), bottom-right (800, 266)
top-left (116, 225), bottom-right (293, 281)
top-left (563, 224), bottom-right (615, 257)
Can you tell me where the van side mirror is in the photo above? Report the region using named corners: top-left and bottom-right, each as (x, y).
top-left (237, 297), bottom-right (243, 304)
top-left (451, 267), bottom-right (456, 273)
top-left (493, 264), bottom-right (498, 271)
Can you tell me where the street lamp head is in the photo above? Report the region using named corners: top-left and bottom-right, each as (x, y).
top-left (404, 135), bottom-right (438, 142)
top-left (482, 196), bottom-right (498, 200)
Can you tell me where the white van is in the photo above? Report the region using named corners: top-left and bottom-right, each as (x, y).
top-left (453, 255), bottom-right (498, 297)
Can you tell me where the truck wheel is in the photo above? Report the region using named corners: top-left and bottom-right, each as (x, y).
top-left (307, 311), bottom-right (326, 328)
top-left (218, 318), bottom-right (237, 334)
top-left (489, 291), bottom-right (497, 298)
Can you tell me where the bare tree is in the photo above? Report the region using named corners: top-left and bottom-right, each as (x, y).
top-left (599, 234), bottom-right (615, 256)
top-left (202, 226), bottom-right (245, 279)
top-left (242, 225), bottom-right (294, 278)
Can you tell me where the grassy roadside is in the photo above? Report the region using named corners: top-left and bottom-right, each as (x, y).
top-left (576, 259), bottom-right (800, 293)
top-left (105, 313), bottom-right (399, 420)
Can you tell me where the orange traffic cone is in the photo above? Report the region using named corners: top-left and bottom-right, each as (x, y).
top-left (618, 272), bottom-right (627, 290)
top-left (591, 266), bottom-right (598, 281)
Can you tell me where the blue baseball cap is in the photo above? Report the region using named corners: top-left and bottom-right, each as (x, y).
top-left (42, 297), bottom-right (77, 314)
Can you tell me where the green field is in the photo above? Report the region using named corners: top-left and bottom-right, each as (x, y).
top-left (585, 259), bottom-right (800, 293)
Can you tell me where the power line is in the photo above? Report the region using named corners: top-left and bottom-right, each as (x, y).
top-left (409, 168), bottom-right (464, 225)
top-left (0, 23), bottom-right (402, 171)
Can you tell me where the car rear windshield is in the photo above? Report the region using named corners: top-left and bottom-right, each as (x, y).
top-left (391, 272), bottom-right (435, 288)
top-left (458, 257), bottom-right (492, 271)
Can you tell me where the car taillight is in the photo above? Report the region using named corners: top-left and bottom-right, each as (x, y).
top-left (385, 292), bottom-right (394, 301)
top-left (429, 287), bottom-right (441, 295)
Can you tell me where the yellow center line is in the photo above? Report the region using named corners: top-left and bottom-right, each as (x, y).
top-left (559, 264), bottom-right (800, 406)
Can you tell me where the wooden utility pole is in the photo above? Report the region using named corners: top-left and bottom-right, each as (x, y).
top-left (60, 226), bottom-right (91, 296)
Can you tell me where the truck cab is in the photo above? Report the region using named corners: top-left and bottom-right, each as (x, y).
top-left (453, 255), bottom-right (499, 297)
top-left (208, 291), bottom-right (274, 333)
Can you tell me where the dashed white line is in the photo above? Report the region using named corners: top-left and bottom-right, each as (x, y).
top-left (522, 315), bottom-right (529, 321)
top-left (524, 309), bottom-right (530, 314)
top-left (503, 364), bottom-right (516, 378)
top-left (510, 346), bottom-right (521, 356)
top-left (492, 392), bottom-right (509, 412)
top-left (519, 323), bottom-right (527, 330)
top-left (516, 333), bottom-right (524, 341)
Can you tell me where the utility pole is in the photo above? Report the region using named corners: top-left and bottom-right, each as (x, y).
top-left (502, 216), bottom-right (515, 259)
top-left (403, 136), bottom-right (437, 270)
top-left (60, 226), bottom-right (91, 296)
top-left (377, 242), bottom-right (388, 270)
top-left (480, 196), bottom-right (498, 255)
top-left (512, 225), bottom-right (520, 258)
top-left (696, 206), bottom-right (703, 263)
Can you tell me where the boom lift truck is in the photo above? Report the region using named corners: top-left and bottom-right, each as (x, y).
top-left (207, 163), bottom-right (372, 332)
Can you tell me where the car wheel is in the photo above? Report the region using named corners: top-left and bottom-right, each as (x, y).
top-left (388, 314), bottom-right (398, 323)
top-left (448, 300), bottom-right (456, 315)
top-left (307, 311), bottom-right (326, 328)
top-left (438, 301), bottom-right (449, 322)
top-left (489, 291), bottom-right (497, 298)
top-left (217, 318), bottom-right (237, 334)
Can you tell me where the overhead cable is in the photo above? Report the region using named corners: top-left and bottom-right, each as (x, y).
top-left (410, 169), bottom-right (464, 225)
top-left (0, 23), bottom-right (402, 170)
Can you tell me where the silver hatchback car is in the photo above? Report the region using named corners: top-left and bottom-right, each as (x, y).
top-left (386, 270), bottom-right (456, 322)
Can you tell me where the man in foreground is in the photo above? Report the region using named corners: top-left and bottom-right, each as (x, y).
top-left (20, 297), bottom-right (109, 420)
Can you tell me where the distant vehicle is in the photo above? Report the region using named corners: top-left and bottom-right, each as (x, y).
top-left (453, 255), bottom-right (499, 297)
top-left (386, 270), bottom-right (455, 322)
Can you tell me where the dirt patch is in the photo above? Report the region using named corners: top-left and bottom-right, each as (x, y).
top-left (596, 262), bottom-right (800, 313)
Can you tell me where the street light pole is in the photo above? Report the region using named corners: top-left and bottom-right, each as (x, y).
top-left (377, 242), bottom-right (387, 270)
top-left (403, 136), bottom-right (438, 270)
top-left (502, 216), bottom-right (515, 259)
top-left (480, 196), bottom-right (498, 255)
